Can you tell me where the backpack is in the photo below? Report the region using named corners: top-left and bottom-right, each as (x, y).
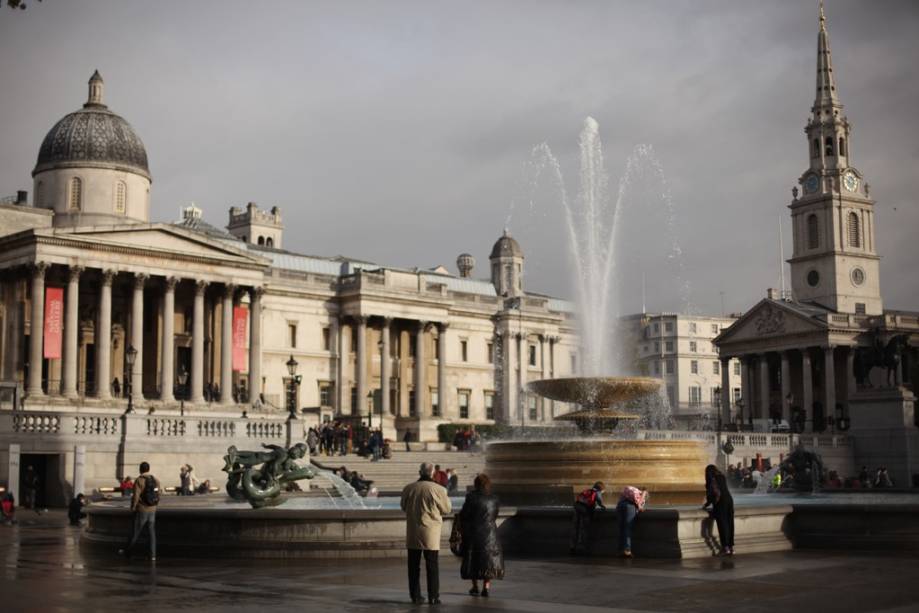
top-left (576, 488), bottom-right (597, 507)
top-left (140, 475), bottom-right (160, 507)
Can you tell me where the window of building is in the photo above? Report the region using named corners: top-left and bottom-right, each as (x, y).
top-left (666, 360), bottom-right (674, 374)
top-left (689, 322), bottom-right (697, 333)
top-left (855, 302), bottom-right (866, 315)
top-left (266, 237), bottom-right (274, 247)
top-left (258, 236), bottom-right (265, 245)
top-left (487, 342), bottom-right (494, 364)
top-left (825, 136), bottom-right (834, 156)
top-left (408, 389), bottom-right (416, 416)
top-left (529, 344), bottom-right (537, 366)
top-left (652, 323), bottom-right (659, 334)
top-left (318, 382), bottom-right (332, 407)
top-left (351, 329), bottom-right (358, 353)
top-left (733, 387), bottom-right (742, 405)
top-left (839, 137), bottom-right (847, 157)
top-left (484, 392), bottom-right (495, 420)
top-left (528, 395), bottom-right (537, 420)
top-left (288, 322), bottom-right (297, 348)
top-left (321, 327), bottom-right (330, 351)
top-left (665, 341), bottom-right (674, 352)
top-left (812, 138), bottom-right (820, 158)
top-left (115, 181), bottom-right (126, 214)
top-left (713, 361), bottom-right (720, 375)
top-left (653, 361), bottom-right (661, 375)
top-left (570, 353), bottom-right (577, 373)
top-left (69, 177), bottom-right (82, 211)
top-left (847, 212), bottom-right (860, 247)
top-left (431, 389), bottom-right (440, 417)
top-left (350, 387), bottom-right (357, 413)
top-left (434, 337), bottom-right (440, 360)
top-left (665, 322), bottom-right (673, 333)
top-left (689, 386), bottom-right (702, 406)
top-left (689, 341), bottom-right (697, 353)
top-left (458, 391), bottom-right (469, 419)
top-left (460, 339), bottom-right (468, 362)
top-left (807, 214), bottom-right (819, 249)
top-left (654, 341), bottom-right (660, 353)
top-left (711, 324), bottom-right (719, 335)
top-left (733, 361), bottom-right (741, 376)
top-left (667, 386), bottom-right (675, 406)
top-left (690, 360), bottom-right (699, 374)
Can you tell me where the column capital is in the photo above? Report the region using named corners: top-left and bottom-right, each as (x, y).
top-left (164, 276), bottom-right (179, 291)
top-left (68, 265), bottom-right (85, 281)
top-left (355, 315), bottom-right (368, 325)
top-left (31, 261), bottom-right (48, 279)
top-left (101, 269), bottom-right (117, 286)
top-left (416, 320), bottom-right (428, 332)
top-left (133, 272), bottom-right (149, 289)
top-left (249, 285), bottom-right (266, 299)
top-left (720, 356), bottom-right (731, 365)
top-left (381, 315), bottom-right (393, 325)
top-left (195, 279), bottom-right (209, 296)
top-left (825, 344), bottom-right (836, 352)
top-left (223, 282), bottom-right (236, 296)
top-left (438, 321), bottom-right (449, 332)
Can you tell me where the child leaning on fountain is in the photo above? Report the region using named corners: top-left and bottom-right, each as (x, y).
top-left (616, 486), bottom-right (648, 558)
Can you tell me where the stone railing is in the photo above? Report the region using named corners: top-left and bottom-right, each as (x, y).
top-left (74, 415), bottom-right (120, 437)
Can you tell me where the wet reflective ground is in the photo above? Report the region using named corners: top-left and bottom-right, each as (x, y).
top-left (3, 510), bottom-right (919, 612)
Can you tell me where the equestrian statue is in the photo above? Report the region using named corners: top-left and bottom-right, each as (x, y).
top-left (853, 332), bottom-right (910, 388)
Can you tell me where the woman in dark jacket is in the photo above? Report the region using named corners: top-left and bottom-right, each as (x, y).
top-left (459, 473), bottom-right (504, 597)
top-left (702, 464), bottom-right (735, 555)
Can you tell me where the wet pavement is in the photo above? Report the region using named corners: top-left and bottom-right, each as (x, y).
top-left (3, 510), bottom-right (919, 612)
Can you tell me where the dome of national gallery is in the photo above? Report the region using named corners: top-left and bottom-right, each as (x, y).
top-left (33, 71), bottom-right (150, 180)
top-left (489, 229), bottom-right (523, 259)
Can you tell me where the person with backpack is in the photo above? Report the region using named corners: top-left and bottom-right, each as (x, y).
top-left (119, 461), bottom-right (160, 561)
top-left (569, 481), bottom-right (605, 555)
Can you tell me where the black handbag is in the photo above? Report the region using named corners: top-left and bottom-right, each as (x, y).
top-left (449, 519), bottom-right (463, 557)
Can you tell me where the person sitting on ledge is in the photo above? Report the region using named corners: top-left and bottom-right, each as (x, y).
top-left (68, 494), bottom-right (87, 526)
top-left (120, 476), bottom-right (134, 496)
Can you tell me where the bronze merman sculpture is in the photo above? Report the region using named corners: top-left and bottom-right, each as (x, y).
top-left (222, 443), bottom-right (316, 508)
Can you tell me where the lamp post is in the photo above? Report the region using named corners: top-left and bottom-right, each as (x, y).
top-left (367, 390), bottom-right (375, 429)
top-left (125, 345), bottom-right (138, 414)
top-left (736, 399), bottom-right (745, 431)
top-left (177, 367), bottom-right (189, 415)
top-left (286, 355), bottom-right (301, 420)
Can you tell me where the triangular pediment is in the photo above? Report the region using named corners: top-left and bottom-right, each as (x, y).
top-left (53, 224), bottom-right (268, 266)
top-left (715, 299), bottom-right (828, 346)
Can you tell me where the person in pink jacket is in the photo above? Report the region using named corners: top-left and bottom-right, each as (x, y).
top-left (616, 485), bottom-right (648, 557)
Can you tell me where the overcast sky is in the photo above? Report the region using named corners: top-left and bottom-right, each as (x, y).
top-left (1, 1), bottom-right (917, 316)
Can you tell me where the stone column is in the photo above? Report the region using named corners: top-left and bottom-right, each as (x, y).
top-left (160, 277), bottom-right (177, 403)
top-left (846, 347), bottom-right (856, 399)
top-left (7, 444), bottom-right (20, 504)
top-left (333, 317), bottom-right (344, 413)
top-left (381, 317), bottom-right (391, 417)
top-left (130, 273), bottom-right (148, 404)
top-left (780, 351), bottom-right (791, 424)
top-left (802, 350), bottom-right (814, 432)
top-left (248, 287), bottom-right (263, 403)
top-left (437, 323), bottom-right (448, 418)
top-left (414, 321), bottom-right (426, 417)
top-left (220, 284), bottom-right (234, 404)
top-left (96, 270), bottom-right (115, 400)
top-left (759, 355), bottom-right (770, 420)
top-left (539, 335), bottom-right (547, 421)
top-left (824, 345), bottom-right (836, 423)
top-left (549, 336), bottom-right (558, 418)
top-left (516, 333), bottom-right (525, 424)
top-left (720, 357), bottom-right (731, 426)
top-left (739, 356), bottom-right (751, 424)
top-left (26, 262), bottom-right (48, 396)
top-left (355, 316), bottom-right (368, 417)
top-left (62, 266), bottom-right (83, 399)
top-left (191, 280), bottom-right (207, 404)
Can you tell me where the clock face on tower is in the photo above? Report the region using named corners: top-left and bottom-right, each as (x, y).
top-left (804, 174), bottom-right (819, 194)
top-left (844, 171), bottom-right (859, 192)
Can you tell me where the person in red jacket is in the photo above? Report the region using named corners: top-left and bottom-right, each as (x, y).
top-left (433, 465), bottom-right (449, 487)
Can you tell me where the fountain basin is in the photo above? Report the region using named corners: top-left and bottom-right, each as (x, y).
top-left (485, 438), bottom-right (710, 506)
top-left (527, 376), bottom-right (661, 408)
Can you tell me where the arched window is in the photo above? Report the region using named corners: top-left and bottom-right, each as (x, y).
top-left (69, 177), bottom-right (82, 211)
top-left (847, 212), bottom-right (860, 248)
top-left (35, 181), bottom-right (44, 208)
top-left (115, 181), bottom-right (127, 214)
top-left (838, 137), bottom-right (846, 157)
top-left (812, 139), bottom-right (820, 158)
top-left (266, 237), bottom-right (274, 247)
top-left (825, 136), bottom-right (834, 157)
top-left (807, 214), bottom-right (819, 249)
top-left (257, 236), bottom-right (265, 245)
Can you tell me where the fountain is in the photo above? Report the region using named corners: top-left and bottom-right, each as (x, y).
top-left (485, 119), bottom-right (709, 506)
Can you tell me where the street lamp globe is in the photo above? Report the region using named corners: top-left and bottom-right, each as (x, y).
top-left (126, 345), bottom-right (138, 368)
top-left (286, 355), bottom-right (299, 377)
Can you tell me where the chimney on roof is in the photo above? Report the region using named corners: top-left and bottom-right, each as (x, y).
top-left (767, 288), bottom-right (779, 300)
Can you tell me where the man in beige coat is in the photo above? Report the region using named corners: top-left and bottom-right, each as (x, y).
top-left (401, 461), bottom-right (452, 605)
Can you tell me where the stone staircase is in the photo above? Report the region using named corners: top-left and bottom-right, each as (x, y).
top-left (311, 449), bottom-right (485, 495)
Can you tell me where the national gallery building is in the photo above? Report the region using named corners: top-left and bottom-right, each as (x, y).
top-left (0, 73), bottom-right (578, 496)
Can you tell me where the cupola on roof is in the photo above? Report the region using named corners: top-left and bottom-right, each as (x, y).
top-left (32, 71), bottom-right (150, 180)
top-left (490, 229), bottom-right (523, 259)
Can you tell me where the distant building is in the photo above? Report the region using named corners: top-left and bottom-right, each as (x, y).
top-left (621, 313), bottom-right (741, 429)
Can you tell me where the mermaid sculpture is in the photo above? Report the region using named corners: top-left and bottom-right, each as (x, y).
top-left (222, 442), bottom-right (315, 508)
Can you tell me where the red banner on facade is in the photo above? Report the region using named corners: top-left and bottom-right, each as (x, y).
top-left (232, 306), bottom-right (248, 372)
top-left (43, 287), bottom-right (64, 359)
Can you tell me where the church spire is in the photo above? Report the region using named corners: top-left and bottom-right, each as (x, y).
top-left (813, 1), bottom-right (841, 115)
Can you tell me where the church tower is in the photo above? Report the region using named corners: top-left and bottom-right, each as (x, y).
top-left (788, 2), bottom-right (881, 315)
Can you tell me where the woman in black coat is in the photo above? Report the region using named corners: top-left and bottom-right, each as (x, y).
top-left (702, 464), bottom-right (735, 555)
top-left (459, 473), bottom-right (504, 597)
